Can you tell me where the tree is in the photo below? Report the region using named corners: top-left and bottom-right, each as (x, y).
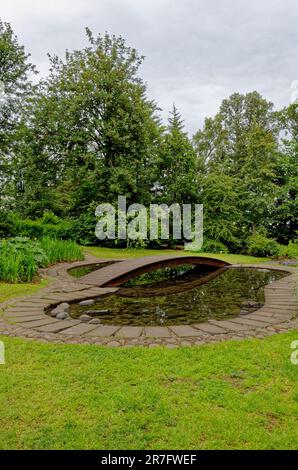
top-left (193, 114), bottom-right (228, 171)
top-left (238, 121), bottom-right (279, 234)
top-left (0, 19), bottom-right (36, 206)
top-left (269, 104), bottom-right (298, 243)
top-left (193, 92), bottom-right (280, 239)
top-left (200, 172), bottom-right (243, 250)
top-left (17, 30), bottom-right (162, 217)
top-left (155, 105), bottom-right (198, 205)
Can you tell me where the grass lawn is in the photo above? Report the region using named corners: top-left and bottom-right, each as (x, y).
top-left (0, 249), bottom-right (296, 450)
top-left (0, 332), bottom-right (298, 450)
top-left (0, 279), bottom-right (49, 304)
top-left (85, 246), bottom-right (269, 265)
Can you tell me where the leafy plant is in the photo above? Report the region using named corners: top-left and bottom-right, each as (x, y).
top-left (201, 239), bottom-right (229, 254)
top-left (279, 241), bottom-right (298, 259)
top-left (39, 238), bottom-right (84, 264)
top-left (0, 237), bottom-right (84, 282)
top-left (0, 212), bottom-right (19, 238)
top-left (2, 237), bottom-right (49, 267)
top-left (246, 234), bottom-right (281, 257)
top-left (0, 242), bottom-right (37, 282)
top-left (187, 239), bottom-right (229, 254)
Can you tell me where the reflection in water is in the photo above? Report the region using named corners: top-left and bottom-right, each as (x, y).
top-left (69, 266), bottom-right (287, 326)
top-left (68, 261), bottom-right (116, 278)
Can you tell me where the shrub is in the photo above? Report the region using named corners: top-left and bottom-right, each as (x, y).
top-left (202, 239), bottom-right (229, 254)
top-left (71, 208), bottom-right (99, 246)
top-left (0, 237), bottom-right (84, 282)
top-left (246, 234), bottom-right (281, 257)
top-left (279, 241), bottom-right (298, 259)
top-left (286, 241), bottom-right (298, 259)
top-left (39, 238), bottom-right (84, 264)
top-left (3, 237), bottom-right (49, 267)
top-left (40, 211), bottom-right (61, 225)
top-left (18, 218), bottom-right (73, 240)
top-left (0, 210), bottom-right (74, 240)
top-left (0, 212), bottom-right (19, 238)
top-left (187, 239), bottom-right (229, 254)
top-left (0, 241), bottom-right (38, 282)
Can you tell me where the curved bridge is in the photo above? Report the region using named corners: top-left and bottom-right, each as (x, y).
top-left (77, 255), bottom-right (230, 287)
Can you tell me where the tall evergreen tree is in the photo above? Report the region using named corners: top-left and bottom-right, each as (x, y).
top-left (200, 172), bottom-right (243, 249)
top-left (156, 105), bottom-right (198, 205)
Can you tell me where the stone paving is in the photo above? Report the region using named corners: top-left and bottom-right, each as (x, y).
top-left (0, 256), bottom-right (297, 347)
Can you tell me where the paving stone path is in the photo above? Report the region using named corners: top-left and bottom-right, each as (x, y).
top-left (0, 255), bottom-right (297, 347)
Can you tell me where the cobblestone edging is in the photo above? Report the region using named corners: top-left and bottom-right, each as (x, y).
top-left (0, 256), bottom-right (297, 347)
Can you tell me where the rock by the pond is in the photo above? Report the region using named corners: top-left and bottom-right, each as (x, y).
top-left (242, 300), bottom-right (263, 309)
top-left (79, 299), bottom-right (95, 306)
top-left (240, 309), bottom-right (250, 316)
top-left (79, 314), bottom-right (92, 322)
top-left (51, 302), bottom-right (70, 317)
top-left (60, 302), bottom-right (70, 312)
top-left (89, 318), bottom-right (101, 325)
top-left (56, 312), bottom-right (69, 320)
top-left (86, 309), bottom-right (110, 314)
top-left (51, 302), bottom-right (69, 317)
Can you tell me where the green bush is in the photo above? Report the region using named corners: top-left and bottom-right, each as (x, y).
top-left (39, 237), bottom-right (84, 264)
top-left (0, 212), bottom-right (19, 238)
top-left (71, 211), bottom-right (98, 246)
top-left (40, 211), bottom-right (62, 225)
top-left (18, 218), bottom-right (73, 240)
top-left (0, 211), bottom-right (74, 240)
top-left (0, 240), bottom-right (38, 282)
top-left (3, 237), bottom-right (49, 267)
top-left (0, 237), bottom-right (84, 283)
top-left (279, 241), bottom-right (298, 259)
top-left (187, 239), bottom-right (229, 254)
top-left (202, 239), bottom-right (229, 254)
top-left (246, 234), bottom-right (281, 257)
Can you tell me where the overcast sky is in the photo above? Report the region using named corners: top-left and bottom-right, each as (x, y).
top-left (2, 0), bottom-right (297, 134)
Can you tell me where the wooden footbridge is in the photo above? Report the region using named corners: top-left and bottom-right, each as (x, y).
top-left (77, 255), bottom-right (230, 287)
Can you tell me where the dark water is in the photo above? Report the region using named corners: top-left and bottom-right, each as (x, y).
top-left (69, 266), bottom-right (287, 326)
top-left (68, 261), bottom-right (116, 278)
top-left (122, 264), bottom-right (208, 286)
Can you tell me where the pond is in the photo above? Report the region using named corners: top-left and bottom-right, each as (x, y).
top-left (68, 261), bottom-right (116, 278)
top-left (69, 266), bottom-right (287, 326)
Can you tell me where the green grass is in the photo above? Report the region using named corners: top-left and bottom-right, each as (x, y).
top-left (40, 237), bottom-right (84, 264)
top-left (0, 279), bottom-right (49, 304)
top-left (85, 246), bottom-right (269, 264)
top-left (0, 332), bottom-right (298, 449)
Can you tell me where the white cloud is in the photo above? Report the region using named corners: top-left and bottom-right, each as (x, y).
top-left (1, 0), bottom-right (297, 134)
